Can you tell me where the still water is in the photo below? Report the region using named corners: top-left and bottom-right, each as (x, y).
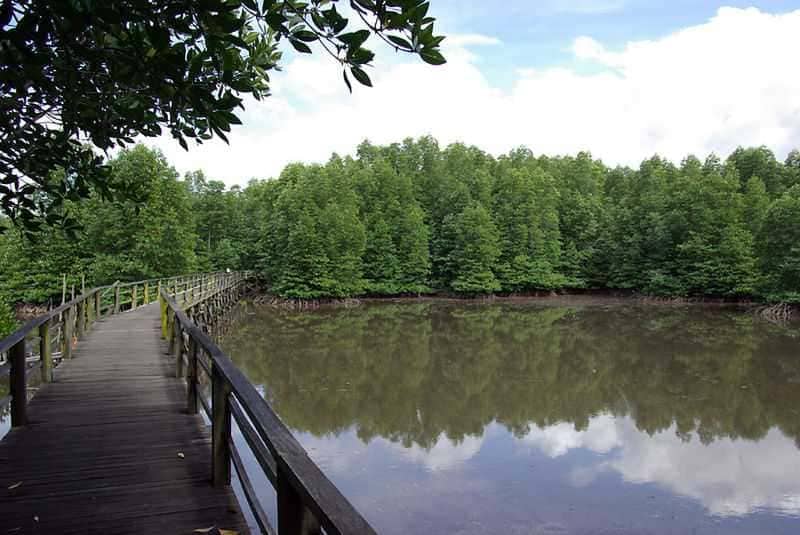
top-left (221, 299), bottom-right (800, 534)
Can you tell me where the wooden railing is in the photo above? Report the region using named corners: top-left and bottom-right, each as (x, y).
top-left (161, 277), bottom-right (377, 535)
top-left (0, 272), bottom-right (226, 426)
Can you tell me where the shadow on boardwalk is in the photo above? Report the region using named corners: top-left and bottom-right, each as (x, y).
top-left (0, 304), bottom-right (247, 534)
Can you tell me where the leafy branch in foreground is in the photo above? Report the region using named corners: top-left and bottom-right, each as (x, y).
top-left (0, 0), bottom-right (446, 229)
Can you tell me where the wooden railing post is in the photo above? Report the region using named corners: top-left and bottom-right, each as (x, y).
top-left (211, 362), bottom-right (232, 487)
top-left (187, 337), bottom-right (198, 414)
top-left (95, 290), bottom-right (101, 320)
top-left (160, 295), bottom-right (168, 339)
top-left (143, 281), bottom-right (150, 304)
top-left (131, 285), bottom-right (138, 310)
top-left (114, 285), bottom-right (120, 314)
top-left (174, 324), bottom-right (184, 379)
top-left (9, 339), bottom-right (27, 427)
top-left (167, 311), bottom-right (176, 355)
top-left (85, 292), bottom-right (93, 332)
top-left (40, 320), bottom-right (52, 382)
top-left (63, 306), bottom-right (74, 359)
top-left (76, 300), bottom-right (85, 339)
top-left (277, 466), bottom-right (322, 535)
top-left (86, 297), bottom-right (91, 332)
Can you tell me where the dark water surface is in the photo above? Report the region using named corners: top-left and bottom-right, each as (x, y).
top-left (220, 299), bottom-right (800, 535)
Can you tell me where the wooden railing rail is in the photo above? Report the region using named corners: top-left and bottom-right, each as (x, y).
top-left (0, 272), bottom-right (232, 426)
top-left (160, 278), bottom-right (377, 535)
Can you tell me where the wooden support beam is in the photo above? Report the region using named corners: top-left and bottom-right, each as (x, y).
top-left (187, 338), bottom-right (198, 415)
top-left (63, 306), bottom-right (74, 359)
top-left (40, 321), bottom-right (52, 383)
top-left (167, 312), bottom-right (176, 355)
top-left (76, 300), bottom-right (85, 339)
top-left (160, 296), bottom-right (168, 339)
top-left (85, 293), bottom-right (93, 332)
top-left (9, 339), bottom-right (27, 427)
top-left (278, 464), bottom-right (322, 535)
top-left (175, 324), bottom-right (184, 379)
top-left (212, 363), bottom-right (232, 487)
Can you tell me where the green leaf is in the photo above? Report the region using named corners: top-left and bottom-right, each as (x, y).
top-left (342, 69), bottom-right (352, 93)
top-left (350, 66), bottom-right (372, 87)
top-left (293, 30), bottom-right (318, 43)
top-left (338, 29), bottom-right (370, 48)
top-left (420, 48), bottom-right (446, 65)
top-left (289, 39), bottom-right (312, 54)
top-left (348, 47), bottom-right (375, 65)
top-left (351, 0), bottom-right (376, 10)
top-left (387, 35), bottom-right (412, 49)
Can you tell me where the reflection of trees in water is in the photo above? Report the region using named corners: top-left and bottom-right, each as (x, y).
top-left (221, 302), bottom-right (800, 450)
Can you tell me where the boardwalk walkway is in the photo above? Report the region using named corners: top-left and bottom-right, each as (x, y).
top-left (0, 304), bottom-right (248, 534)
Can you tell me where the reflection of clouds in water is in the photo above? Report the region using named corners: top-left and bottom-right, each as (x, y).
top-left (522, 414), bottom-right (800, 517)
top-left (396, 433), bottom-right (485, 472)
top-left (298, 416), bottom-right (800, 523)
top-left (521, 414), bottom-right (621, 457)
top-left (611, 422), bottom-right (800, 517)
top-left (299, 428), bottom-right (486, 474)
top-left (298, 431), bottom-right (372, 474)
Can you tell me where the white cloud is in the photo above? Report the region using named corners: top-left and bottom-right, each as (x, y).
top-left (445, 33), bottom-right (502, 47)
top-left (545, 0), bottom-right (627, 15)
top-left (151, 7), bottom-right (800, 185)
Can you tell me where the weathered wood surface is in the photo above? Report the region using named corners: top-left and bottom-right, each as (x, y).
top-left (0, 304), bottom-right (248, 535)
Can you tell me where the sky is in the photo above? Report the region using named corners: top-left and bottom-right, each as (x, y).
top-left (151, 1), bottom-right (800, 186)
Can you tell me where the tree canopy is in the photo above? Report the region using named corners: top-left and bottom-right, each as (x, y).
top-left (2, 140), bottom-right (800, 316)
top-left (0, 0), bottom-right (445, 228)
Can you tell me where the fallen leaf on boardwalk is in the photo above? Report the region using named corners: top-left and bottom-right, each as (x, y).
top-left (7, 481), bottom-right (22, 490)
top-left (177, 452), bottom-right (185, 458)
top-left (192, 528), bottom-right (238, 535)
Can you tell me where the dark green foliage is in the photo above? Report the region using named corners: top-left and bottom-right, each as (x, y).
top-left (259, 161), bottom-right (367, 298)
top-left (758, 186), bottom-right (800, 301)
top-left (726, 146), bottom-right (787, 195)
top-left (81, 145), bottom-right (197, 282)
top-left (492, 152), bottom-right (564, 291)
top-left (2, 138), bottom-right (800, 303)
top-left (0, 145), bottom-right (197, 303)
top-left (0, 296), bottom-right (15, 338)
top-left (357, 157), bottom-right (430, 294)
top-left (1, 0), bottom-right (445, 229)
top-left (446, 203), bottom-right (501, 294)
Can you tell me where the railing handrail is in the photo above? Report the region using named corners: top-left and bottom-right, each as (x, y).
top-left (0, 271), bottom-right (227, 355)
top-left (160, 280), bottom-right (377, 535)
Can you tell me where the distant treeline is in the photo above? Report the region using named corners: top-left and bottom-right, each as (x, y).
top-left (249, 138), bottom-right (800, 301)
top-left (1, 138), bottom-right (800, 325)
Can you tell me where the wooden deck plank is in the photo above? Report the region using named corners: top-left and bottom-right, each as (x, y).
top-left (0, 304), bottom-right (248, 534)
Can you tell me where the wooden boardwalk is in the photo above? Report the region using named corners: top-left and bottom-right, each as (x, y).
top-left (0, 304), bottom-right (248, 534)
